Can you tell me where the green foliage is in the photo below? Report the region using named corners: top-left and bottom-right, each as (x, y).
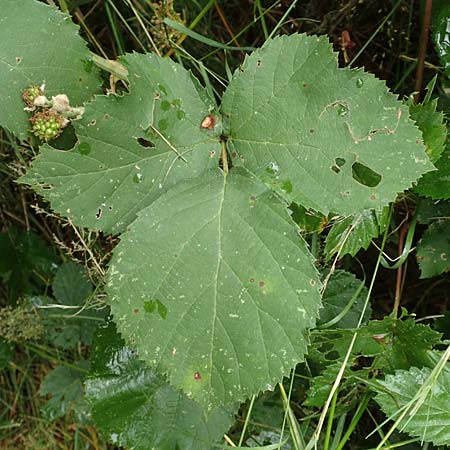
top-left (0, 228), bottom-right (57, 300)
top-left (432, 0), bottom-right (450, 80)
top-left (324, 207), bottom-right (389, 259)
top-left (2, 1), bottom-right (445, 447)
top-left (318, 270), bottom-right (371, 328)
top-left (0, 0), bottom-right (100, 139)
top-left (375, 366), bottom-right (450, 447)
top-left (416, 219), bottom-right (450, 278)
top-left (39, 362), bottom-right (89, 422)
top-left (85, 322), bottom-right (233, 450)
top-left (108, 168), bottom-right (321, 409)
top-left (221, 35), bottom-right (433, 215)
top-left (415, 143), bottom-right (450, 199)
top-left (409, 98), bottom-right (447, 163)
top-left (52, 261), bottom-right (93, 306)
top-left (310, 315), bottom-right (441, 372)
top-left (42, 261), bottom-right (102, 349)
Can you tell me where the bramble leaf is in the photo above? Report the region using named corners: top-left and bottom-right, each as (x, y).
top-left (21, 52), bottom-right (220, 233)
top-left (324, 207), bottom-right (389, 259)
top-left (415, 143), bottom-right (450, 200)
top-left (409, 99), bottom-right (447, 163)
top-left (221, 34), bottom-right (433, 215)
top-left (0, 0), bottom-right (100, 139)
top-left (107, 168), bottom-right (321, 408)
top-left (85, 323), bottom-right (233, 450)
top-left (375, 366), bottom-right (450, 446)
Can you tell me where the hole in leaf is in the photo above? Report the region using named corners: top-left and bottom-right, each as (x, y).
top-left (137, 137), bottom-right (155, 148)
top-left (351, 162), bottom-right (382, 187)
top-left (331, 165), bottom-right (340, 174)
top-left (335, 157), bottom-right (346, 167)
top-left (325, 350), bottom-right (339, 361)
top-left (95, 208), bottom-right (102, 219)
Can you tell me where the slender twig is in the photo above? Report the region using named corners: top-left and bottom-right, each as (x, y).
top-left (414, 0), bottom-right (433, 99)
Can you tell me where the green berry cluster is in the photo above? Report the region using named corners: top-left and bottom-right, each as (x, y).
top-left (30, 110), bottom-right (64, 141)
top-left (22, 84), bottom-right (43, 107)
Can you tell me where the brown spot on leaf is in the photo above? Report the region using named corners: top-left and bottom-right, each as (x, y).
top-left (249, 278), bottom-right (255, 283)
top-left (259, 281), bottom-right (265, 288)
top-left (194, 372), bottom-right (202, 380)
top-left (201, 115), bottom-right (215, 129)
top-left (133, 309), bottom-right (139, 314)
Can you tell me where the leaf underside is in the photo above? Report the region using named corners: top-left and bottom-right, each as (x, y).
top-left (221, 34), bottom-right (433, 216)
top-left (0, 0), bottom-right (100, 139)
top-left (108, 168), bottom-right (320, 408)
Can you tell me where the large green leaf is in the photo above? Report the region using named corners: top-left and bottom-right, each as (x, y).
top-left (416, 219), bottom-right (450, 278)
top-left (0, 0), bottom-right (100, 139)
top-left (85, 322), bottom-right (233, 450)
top-left (221, 34), bottom-right (433, 216)
top-left (21, 52), bottom-right (220, 233)
top-left (107, 168), bottom-right (321, 408)
top-left (375, 366), bottom-right (450, 447)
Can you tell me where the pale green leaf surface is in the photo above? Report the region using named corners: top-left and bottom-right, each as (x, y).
top-left (221, 34), bottom-right (433, 215)
top-left (324, 208), bottom-right (388, 259)
top-left (86, 322), bottom-right (233, 450)
top-left (417, 220), bottom-right (450, 278)
top-left (0, 0), bottom-right (100, 139)
top-left (107, 168), bottom-right (321, 408)
top-left (375, 366), bottom-right (450, 446)
top-left (21, 53), bottom-right (220, 233)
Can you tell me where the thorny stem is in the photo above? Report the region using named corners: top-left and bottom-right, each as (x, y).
top-left (221, 140), bottom-right (229, 174)
top-left (414, 0), bottom-right (433, 100)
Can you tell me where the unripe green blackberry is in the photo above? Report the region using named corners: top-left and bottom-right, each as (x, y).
top-left (30, 110), bottom-right (64, 141)
top-left (22, 85), bottom-right (43, 107)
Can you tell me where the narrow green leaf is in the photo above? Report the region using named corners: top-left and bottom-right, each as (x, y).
top-left (107, 168), bottom-right (321, 408)
top-left (221, 34), bottom-right (433, 216)
top-left (86, 323), bottom-right (233, 450)
top-left (0, 0), bottom-right (100, 139)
